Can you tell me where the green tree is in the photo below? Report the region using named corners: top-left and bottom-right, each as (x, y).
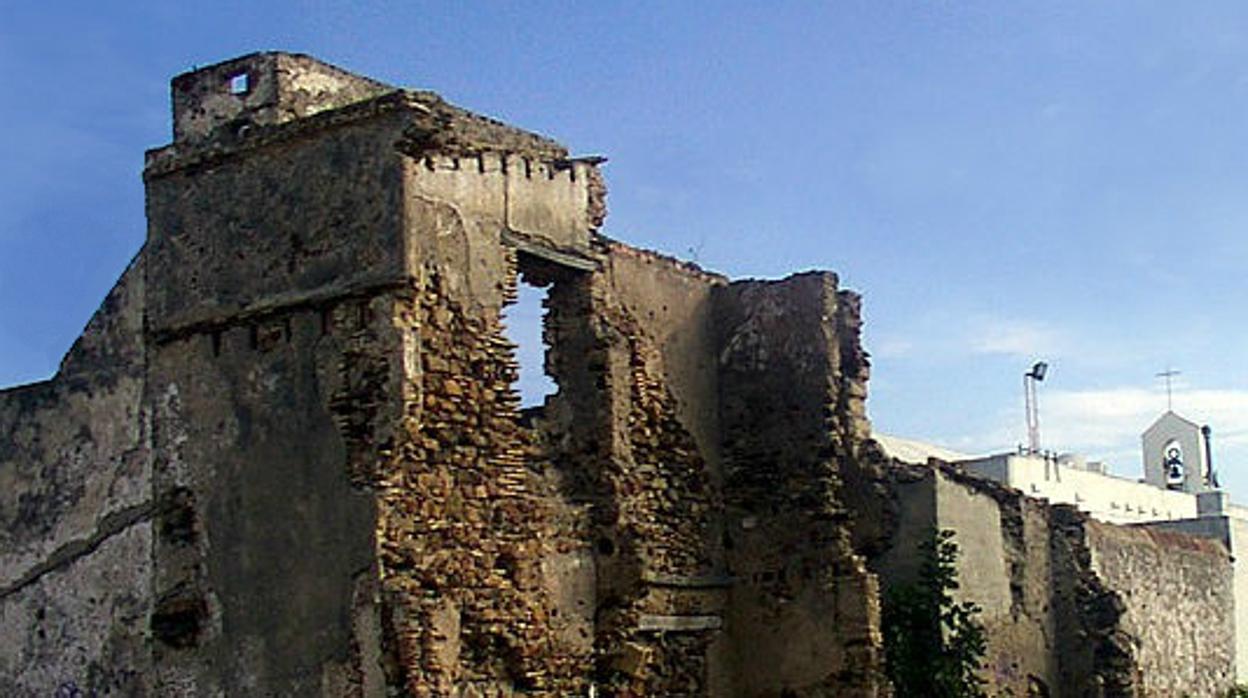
top-left (882, 529), bottom-right (988, 697)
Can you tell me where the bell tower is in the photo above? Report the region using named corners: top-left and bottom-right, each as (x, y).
top-left (1142, 411), bottom-right (1211, 492)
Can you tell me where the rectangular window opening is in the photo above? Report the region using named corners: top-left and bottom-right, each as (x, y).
top-left (502, 270), bottom-right (556, 423)
top-left (227, 72), bottom-right (250, 95)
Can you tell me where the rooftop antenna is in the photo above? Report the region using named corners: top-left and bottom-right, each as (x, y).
top-left (1156, 367), bottom-right (1181, 411)
top-left (1024, 361), bottom-right (1049, 454)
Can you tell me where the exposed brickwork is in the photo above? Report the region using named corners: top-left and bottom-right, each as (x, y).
top-left (368, 269), bottom-right (584, 695)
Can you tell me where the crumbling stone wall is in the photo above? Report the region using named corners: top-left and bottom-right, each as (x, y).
top-left (877, 460), bottom-right (1236, 697)
top-left (384, 200), bottom-right (740, 696)
top-left (377, 268), bottom-right (588, 695)
top-left (1148, 513), bottom-right (1248, 681)
top-left (61, 51), bottom-right (888, 696)
top-left (140, 51), bottom-right (601, 695)
top-left (715, 274), bottom-right (886, 697)
top-left (1082, 518), bottom-right (1235, 695)
top-left (576, 243), bottom-right (728, 696)
top-left (1051, 497), bottom-right (1235, 696)
top-left (392, 83), bottom-right (850, 695)
top-left (877, 463), bottom-right (1058, 696)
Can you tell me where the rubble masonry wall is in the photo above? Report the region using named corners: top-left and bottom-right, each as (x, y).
top-left (715, 274), bottom-right (886, 697)
top-left (1084, 519), bottom-right (1235, 695)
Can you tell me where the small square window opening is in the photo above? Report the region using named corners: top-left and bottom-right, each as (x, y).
top-left (228, 73), bottom-right (250, 95)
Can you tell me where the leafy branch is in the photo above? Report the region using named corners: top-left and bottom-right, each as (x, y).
top-left (882, 529), bottom-right (988, 697)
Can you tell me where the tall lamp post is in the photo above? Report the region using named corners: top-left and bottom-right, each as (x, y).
top-left (1024, 361), bottom-right (1049, 454)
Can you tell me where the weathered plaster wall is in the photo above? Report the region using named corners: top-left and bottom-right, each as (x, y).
top-left (144, 107), bottom-right (410, 693)
top-left (145, 304), bottom-right (386, 695)
top-left (145, 116), bottom-right (410, 333)
top-left (876, 465), bottom-right (1058, 696)
top-left (0, 259), bottom-right (152, 695)
top-left (171, 52), bottom-right (394, 144)
top-left (601, 241), bottom-right (724, 472)
top-left (877, 461), bottom-right (1236, 697)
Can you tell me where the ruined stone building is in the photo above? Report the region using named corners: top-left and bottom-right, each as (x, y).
top-left (0, 53), bottom-right (1238, 696)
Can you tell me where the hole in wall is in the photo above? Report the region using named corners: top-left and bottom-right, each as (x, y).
top-left (596, 537), bottom-right (616, 556)
top-left (495, 551), bottom-right (520, 580)
top-left (502, 275), bottom-right (556, 417)
top-left (158, 487), bottom-right (198, 545)
top-left (151, 593), bottom-right (207, 649)
top-left (227, 71), bottom-right (250, 95)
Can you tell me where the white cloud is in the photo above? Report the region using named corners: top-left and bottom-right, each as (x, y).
top-left (872, 337), bottom-right (914, 359)
top-left (994, 386), bottom-right (1248, 450)
top-left (970, 319), bottom-right (1066, 358)
top-left (928, 386), bottom-right (1248, 499)
top-left (1040, 388), bottom-right (1159, 450)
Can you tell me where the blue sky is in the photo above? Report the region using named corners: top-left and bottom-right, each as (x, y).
top-left (4, 2), bottom-right (1248, 496)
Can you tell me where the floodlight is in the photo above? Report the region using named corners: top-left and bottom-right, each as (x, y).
top-left (1023, 360), bottom-right (1049, 453)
